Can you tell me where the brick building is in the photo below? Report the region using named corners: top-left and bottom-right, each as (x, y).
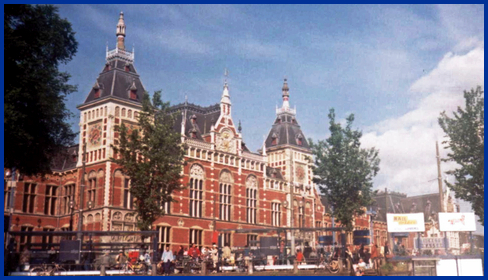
top-left (4, 12), bottom-right (383, 253)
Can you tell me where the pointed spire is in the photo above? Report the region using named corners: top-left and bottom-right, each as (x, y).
top-left (221, 69), bottom-right (231, 105)
top-left (262, 135), bottom-right (267, 156)
top-left (116, 11), bottom-right (126, 50)
top-left (282, 78), bottom-right (290, 109)
top-left (238, 120), bottom-right (242, 133)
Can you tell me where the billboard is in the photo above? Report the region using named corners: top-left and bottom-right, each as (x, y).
top-left (415, 237), bottom-right (448, 250)
top-left (438, 212), bottom-right (476, 232)
top-left (387, 213), bottom-right (425, 232)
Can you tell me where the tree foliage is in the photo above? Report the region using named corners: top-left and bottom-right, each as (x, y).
top-left (438, 86), bottom-right (484, 225)
top-left (4, 4), bottom-right (78, 175)
top-left (310, 109), bottom-right (380, 231)
top-left (111, 91), bottom-right (186, 231)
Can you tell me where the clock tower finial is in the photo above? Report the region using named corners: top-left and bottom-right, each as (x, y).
top-left (116, 11), bottom-right (126, 50)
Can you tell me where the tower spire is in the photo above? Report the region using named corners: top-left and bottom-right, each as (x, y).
top-left (221, 69), bottom-right (231, 105)
top-left (282, 78), bottom-right (290, 109)
top-left (116, 11), bottom-right (126, 50)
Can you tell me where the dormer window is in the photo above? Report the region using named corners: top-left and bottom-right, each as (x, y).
top-left (189, 128), bottom-right (197, 139)
top-left (93, 81), bottom-right (101, 98)
top-left (104, 63), bottom-right (111, 72)
top-left (296, 133), bottom-right (303, 146)
top-left (271, 132), bottom-right (278, 145)
top-left (125, 63), bottom-right (130, 72)
top-left (129, 80), bottom-right (137, 100)
top-left (190, 115), bottom-right (197, 124)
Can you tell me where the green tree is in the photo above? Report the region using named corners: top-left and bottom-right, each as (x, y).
top-left (310, 109), bottom-right (380, 231)
top-left (5, 4), bottom-right (78, 175)
top-left (438, 86), bottom-right (484, 225)
top-left (111, 91), bottom-right (186, 230)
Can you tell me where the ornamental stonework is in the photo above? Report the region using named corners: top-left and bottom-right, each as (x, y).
top-left (216, 129), bottom-right (236, 154)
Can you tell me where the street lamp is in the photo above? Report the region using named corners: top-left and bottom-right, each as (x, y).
top-left (69, 200), bottom-right (75, 232)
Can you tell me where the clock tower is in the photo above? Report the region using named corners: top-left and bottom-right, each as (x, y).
top-left (264, 79), bottom-right (317, 230)
top-left (76, 12), bottom-right (145, 231)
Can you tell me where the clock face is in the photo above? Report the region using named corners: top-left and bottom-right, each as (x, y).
top-left (296, 165), bottom-right (305, 181)
top-left (89, 124), bottom-right (102, 146)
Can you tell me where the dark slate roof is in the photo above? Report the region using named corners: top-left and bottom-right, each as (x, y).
top-left (83, 58), bottom-right (145, 104)
top-left (266, 167), bottom-right (285, 181)
top-left (265, 112), bottom-right (310, 150)
top-left (400, 193), bottom-right (442, 222)
top-left (50, 145), bottom-right (79, 172)
top-left (373, 191), bottom-right (407, 222)
top-left (169, 103), bottom-right (221, 140)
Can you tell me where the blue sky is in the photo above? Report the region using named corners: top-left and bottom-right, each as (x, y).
top-left (56, 4), bottom-right (484, 216)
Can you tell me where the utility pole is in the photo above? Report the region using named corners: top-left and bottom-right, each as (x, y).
top-left (77, 143), bottom-right (86, 241)
top-left (7, 167), bottom-right (16, 250)
top-left (290, 150), bottom-right (295, 256)
top-left (385, 188), bottom-right (390, 248)
top-left (436, 141), bottom-right (444, 213)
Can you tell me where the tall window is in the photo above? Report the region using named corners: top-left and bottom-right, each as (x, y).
top-left (123, 178), bottom-right (135, 209)
top-left (189, 165), bottom-right (204, 218)
top-left (220, 233), bottom-right (231, 247)
top-left (298, 207), bottom-right (304, 228)
top-left (87, 173), bottom-right (96, 208)
top-left (42, 228), bottom-right (55, 249)
top-left (219, 171), bottom-right (233, 221)
top-left (189, 229), bottom-right (203, 247)
top-left (156, 226), bottom-right (171, 251)
top-left (44, 185), bottom-right (57, 215)
top-left (4, 179), bottom-right (11, 211)
top-left (316, 221), bottom-right (322, 228)
top-left (247, 234), bottom-right (258, 247)
top-left (20, 226), bottom-right (34, 251)
top-left (158, 186), bottom-right (171, 214)
top-left (246, 176), bottom-right (257, 224)
top-left (63, 184), bottom-right (76, 215)
top-left (272, 203), bottom-right (281, 226)
top-left (220, 183), bottom-right (231, 221)
top-left (22, 183), bottom-right (36, 213)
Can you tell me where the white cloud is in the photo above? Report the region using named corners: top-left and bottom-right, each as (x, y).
top-left (361, 46), bottom-right (484, 196)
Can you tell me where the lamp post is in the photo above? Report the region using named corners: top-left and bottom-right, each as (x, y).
top-left (77, 143), bottom-right (87, 241)
top-left (69, 200), bottom-right (75, 232)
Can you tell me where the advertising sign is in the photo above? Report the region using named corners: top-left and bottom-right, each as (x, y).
top-left (415, 237), bottom-right (448, 250)
top-left (438, 212), bottom-right (476, 232)
top-left (387, 213), bottom-right (425, 232)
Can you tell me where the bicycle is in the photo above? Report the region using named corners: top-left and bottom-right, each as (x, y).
top-left (30, 263), bottom-right (67, 276)
top-left (121, 259), bottom-right (148, 275)
top-left (317, 253), bottom-right (341, 274)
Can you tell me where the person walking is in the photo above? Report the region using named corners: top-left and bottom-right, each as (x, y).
top-left (19, 246), bottom-right (31, 272)
top-left (161, 245), bottom-right (173, 276)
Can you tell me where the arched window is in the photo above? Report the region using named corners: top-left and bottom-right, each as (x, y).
top-left (128, 109), bottom-right (132, 119)
top-left (219, 171), bottom-right (233, 221)
top-left (122, 108), bottom-right (126, 117)
top-left (246, 176), bottom-right (257, 224)
top-left (189, 165), bottom-right (204, 218)
top-left (115, 107), bottom-right (120, 117)
top-left (87, 171), bottom-right (97, 208)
